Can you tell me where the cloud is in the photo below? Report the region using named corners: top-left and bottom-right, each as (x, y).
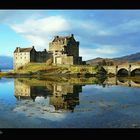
top-left (9, 15), bottom-right (122, 59)
top-left (11, 16), bottom-right (70, 34)
top-left (80, 45), bottom-right (120, 60)
top-left (0, 10), bottom-right (16, 22)
top-left (10, 15), bottom-right (110, 48)
top-left (95, 45), bottom-right (118, 54)
top-left (13, 97), bottom-right (67, 121)
top-left (10, 16), bottom-right (70, 50)
top-left (68, 19), bottom-right (111, 37)
top-left (98, 19), bottom-right (140, 36)
top-left (8, 10), bottom-right (140, 59)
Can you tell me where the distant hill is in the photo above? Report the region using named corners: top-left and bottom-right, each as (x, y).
top-left (86, 52), bottom-right (140, 66)
top-left (115, 52), bottom-right (140, 62)
top-left (0, 56), bottom-right (13, 69)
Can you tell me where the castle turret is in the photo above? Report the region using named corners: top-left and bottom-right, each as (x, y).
top-left (71, 34), bottom-right (74, 37)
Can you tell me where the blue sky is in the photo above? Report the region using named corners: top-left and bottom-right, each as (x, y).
top-left (0, 10), bottom-right (140, 60)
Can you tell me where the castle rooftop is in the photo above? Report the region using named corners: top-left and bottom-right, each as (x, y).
top-left (14, 46), bottom-right (35, 53)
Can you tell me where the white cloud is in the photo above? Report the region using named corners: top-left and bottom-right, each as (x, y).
top-left (69, 19), bottom-right (112, 37)
top-left (13, 98), bottom-right (68, 121)
top-left (119, 19), bottom-right (140, 33)
top-left (10, 15), bottom-right (112, 51)
top-left (8, 14), bottom-right (123, 59)
top-left (95, 45), bottom-right (118, 54)
top-left (10, 16), bottom-right (70, 50)
top-left (102, 19), bottom-right (140, 36)
top-left (24, 35), bottom-right (47, 49)
top-left (11, 16), bottom-right (70, 34)
top-left (80, 45), bottom-right (119, 60)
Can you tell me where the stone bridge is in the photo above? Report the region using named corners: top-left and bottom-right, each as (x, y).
top-left (103, 64), bottom-right (140, 76)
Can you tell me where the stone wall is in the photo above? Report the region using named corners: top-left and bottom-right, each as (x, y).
top-left (14, 49), bottom-right (53, 70)
top-left (54, 55), bottom-right (74, 65)
top-left (14, 79), bottom-right (31, 100)
top-left (66, 42), bottom-right (79, 64)
top-left (49, 42), bottom-right (66, 53)
top-left (14, 52), bottom-right (31, 70)
top-left (35, 50), bottom-right (49, 62)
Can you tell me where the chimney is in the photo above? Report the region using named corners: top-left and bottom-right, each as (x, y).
top-left (55, 36), bottom-right (59, 39)
top-left (32, 46), bottom-right (34, 49)
top-left (17, 47), bottom-right (20, 52)
top-left (71, 34), bottom-right (74, 37)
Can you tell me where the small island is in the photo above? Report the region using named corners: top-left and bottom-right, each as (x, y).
top-left (1, 34), bottom-right (140, 79)
top-left (0, 34), bottom-right (100, 78)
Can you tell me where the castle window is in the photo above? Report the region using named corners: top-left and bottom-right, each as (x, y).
top-left (21, 57), bottom-right (22, 59)
top-left (25, 57), bottom-right (26, 59)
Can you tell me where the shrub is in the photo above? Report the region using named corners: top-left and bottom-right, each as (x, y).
top-left (46, 58), bottom-right (53, 66)
top-left (80, 68), bottom-right (88, 73)
top-left (18, 66), bottom-right (23, 70)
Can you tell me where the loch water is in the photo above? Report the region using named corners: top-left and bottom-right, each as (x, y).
top-left (0, 77), bottom-right (140, 128)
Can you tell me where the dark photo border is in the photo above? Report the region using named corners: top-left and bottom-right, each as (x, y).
top-left (0, 0), bottom-right (140, 9)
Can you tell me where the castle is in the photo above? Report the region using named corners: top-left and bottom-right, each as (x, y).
top-left (14, 34), bottom-right (83, 70)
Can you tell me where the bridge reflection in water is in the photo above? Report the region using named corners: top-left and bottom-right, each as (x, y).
top-left (103, 77), bottom-right (140, 88)
top-left (14, 77), bottom-right (140, 113)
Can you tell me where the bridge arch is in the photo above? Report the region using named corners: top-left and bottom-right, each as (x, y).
top-left (131, 68), bottom-right (140, 76)
top-left (117, 68), bottom-right (128, 76)
top-left (117, 77), bottom-right (128, 83)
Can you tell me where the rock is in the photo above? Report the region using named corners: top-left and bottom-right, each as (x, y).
top-left (132, 123), bottom-right (139, 128)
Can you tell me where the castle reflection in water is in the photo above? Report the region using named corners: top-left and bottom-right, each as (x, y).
top-left (14, 78), bottom-right (83, 112)
top-left (14, 77), bottom-right (140, 112)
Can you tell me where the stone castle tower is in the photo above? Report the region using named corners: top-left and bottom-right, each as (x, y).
top-left (49, 34), bottom-right (82, 65)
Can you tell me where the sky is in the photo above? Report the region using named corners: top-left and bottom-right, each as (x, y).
top-left (0, 10), bottom-right (140, 60)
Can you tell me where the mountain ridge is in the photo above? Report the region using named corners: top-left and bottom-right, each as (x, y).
top-left (0, 56), bottom-right (13, 69)
top-left (86, 52), bottom-right (140, 65)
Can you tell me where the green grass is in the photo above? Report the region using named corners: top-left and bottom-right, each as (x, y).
top-left (16, 77), bottom-right (99, 86)
top-left (15, 63), bottom-right (97, 75)
top-left (0, 63), bottom-right (97, 78)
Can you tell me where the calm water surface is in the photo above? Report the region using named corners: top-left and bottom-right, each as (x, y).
top-left (0, 77), bottom-right (140, 128)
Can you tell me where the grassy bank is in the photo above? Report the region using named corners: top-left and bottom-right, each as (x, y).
top-left (16, 77), bottom-right (99, 86)
top-left (16, 63), bottom-right (97, 74)
top-left (0, 63), bottom-right (97, 78)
